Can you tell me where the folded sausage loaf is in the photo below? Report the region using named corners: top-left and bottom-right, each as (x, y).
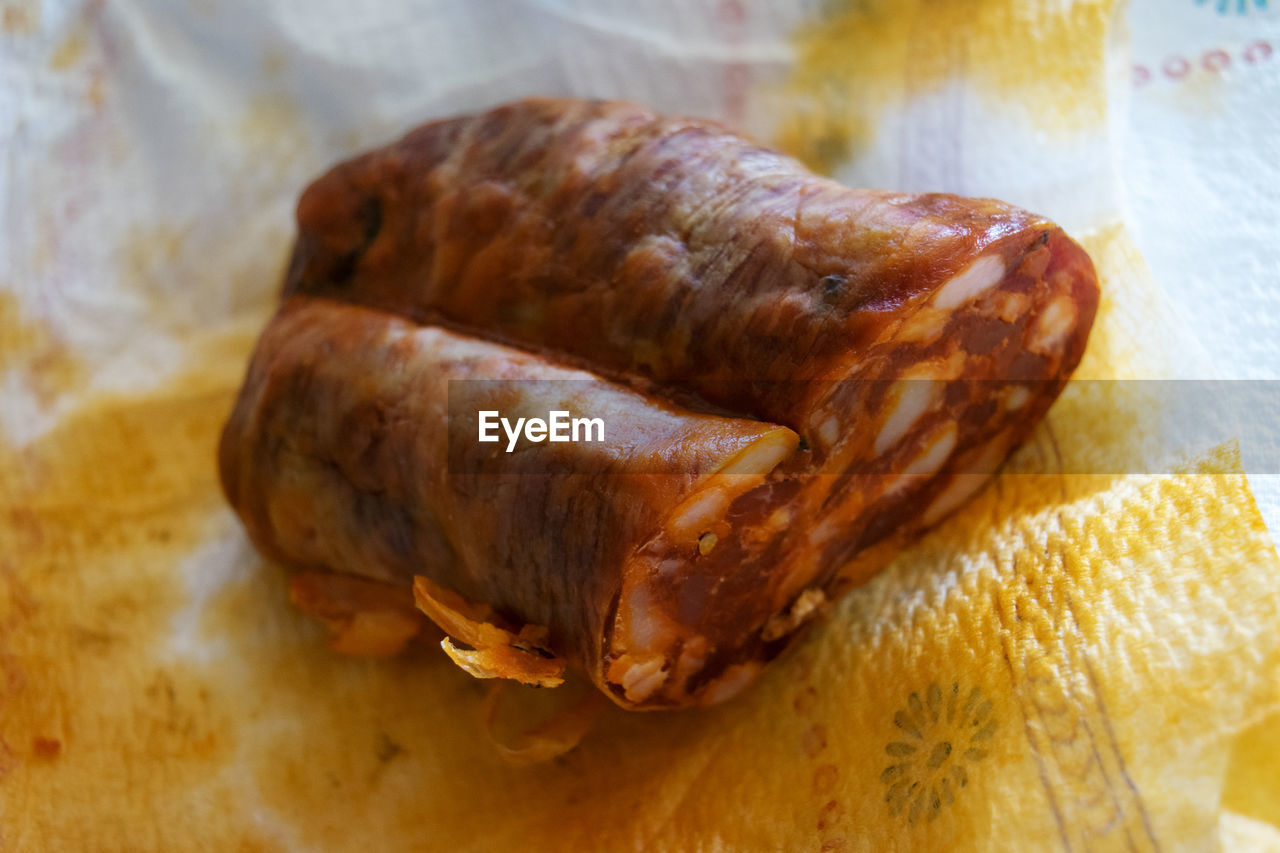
top-left (220, 98), bottom-right (1099, 710)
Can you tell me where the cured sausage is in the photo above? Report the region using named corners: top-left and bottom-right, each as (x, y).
top-left (285, 98), bottom-right (1094, 435)
top-left (221, 98), bottom-right (1099, 709)
top-left (220, 297), bottom-right (797, 688)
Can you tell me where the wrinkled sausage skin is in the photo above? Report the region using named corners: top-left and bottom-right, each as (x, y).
top-left (286, 98), bottom-right (1092, 432)
top-left (222, 98), bottom-right (1099, 709)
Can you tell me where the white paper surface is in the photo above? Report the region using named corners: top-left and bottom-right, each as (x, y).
top-left (1121, 0), bottom-right (1280, 541)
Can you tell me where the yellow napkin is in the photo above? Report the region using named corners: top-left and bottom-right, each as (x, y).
top-left (2, 226), bottom-right (1277, 852)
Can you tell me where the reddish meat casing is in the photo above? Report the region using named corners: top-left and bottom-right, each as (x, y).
top-left (220, 98), bottom-right (1099, 709)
